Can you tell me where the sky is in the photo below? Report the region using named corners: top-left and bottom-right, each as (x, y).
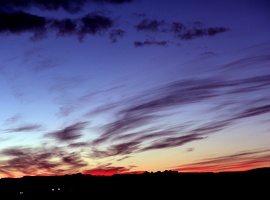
top-left (0, 0), bottom-right (270, 178)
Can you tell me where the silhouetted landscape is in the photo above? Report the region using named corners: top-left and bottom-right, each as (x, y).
top-left (0, 167), bottom-right (269, 199)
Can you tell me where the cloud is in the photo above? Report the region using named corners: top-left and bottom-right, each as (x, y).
top-left (78, 13), bottom-right (114, 40)
top-left (50, 18), bottom-right (77, 37)
top-left (44, 121), bottom-right (88, 142)
top-left (91, 0), bottom-right (134, 5)
top-left (186, 147), bottom-right (195, 152)
top-left (4, 124), bottom-right (42, 133)
top-left (0, 8), bottom-right (230, 45)
top-left (0, 11), bottom-right (114, 41)
top-left (134, 40), bottom-right (168, 47)
top-left (83, 164), bottom-right (137, 176)
top-left (0, 0), bottom-right (88, 13)
top-left (0, 11), bottom-right (47, 35)
top-left (87, 67), bottom-right (270, 158)
top-left (232, 104), bottom-right (270, 120)
top-left (0, 145), bottom-right (88, 177)
top-left (109, 29), bottom-right (125, 43)
top-left (3, 114), bottom-right (21, 125)
top-left (172, 148), bottom-right (270, 172)
top-left (136, 19), bottom-right (166, 32)
top-left (171, 21), bottom-right (230, 40)
top-left (0, 0), bottom-right (135, 15)
top-left (68, 142), bottom-right (90, 148)
top-left (134, 19), bottom-right (229, 44)
top-left (91, 141), bottom-right (141, 158)
top-left (140, 134), bottom-right (206, 152)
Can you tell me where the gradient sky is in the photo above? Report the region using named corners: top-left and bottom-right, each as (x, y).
top-left (0, 0), bottom-right (270, 178)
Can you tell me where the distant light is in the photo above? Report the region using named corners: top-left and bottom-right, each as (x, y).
top-left (19, 192), bottom-right (23, 195)
top-left (52, 188), bottom-right (54, 191)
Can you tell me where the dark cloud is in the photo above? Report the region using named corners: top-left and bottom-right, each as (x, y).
top-left (78, 13), bottom-right (114, 41)
top-left (171, 21), bottom-right (230, 40)
top-left (68, 142), bottom-right (90, 148)
top-left (109, 29), bottom-right (125, 43)
top-left (92, 114), bottom-right (155, 145)
top-left (136, 19), bottom-right (166, 32)
top-left (88, 65), bottom-right (270, 158)
top-left (0, 10), bottom-right (229, 44)
top-left (0, 0), bottom-right (134, 13)
top-left (90, 120), bottom-right (230, 158)
top-left (83, 164), bottom-right (136, 176)
top-left (91, 141), bottom-right (141, 158)
top-left (62, 152), bottom-right (87, 167)
top-left (0, 11), bottom-right (47, 34)
top-left (134, 40), bottom-right (168, 47)
top-left (222, 54), bottom-right (270, 71)
top-left (134, 19), bottom-right (229, 43)
top-left (172, 148), bottom-right (270, 172)
top-left (44, 122), bottom-right (88, 142)
top-left (233, 104), bottom-right (270, 120)
top-left (50, 18), bottom-right (77, 37)
top-left (0, 145), bottom-right (87, 177)
top-left (177, 27), bottom-right (229, 40)
top-left (0, 11), bottom-right (114, 41)
top-left (91, 0), bottom-right (134, 4)
top-left (0, 0), bottom-right (87, 13)
top-left (140, 134), bottom-right (206, 152)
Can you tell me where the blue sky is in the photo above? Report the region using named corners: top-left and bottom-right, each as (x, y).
top-left (0, 0), bottom-right (270, 177)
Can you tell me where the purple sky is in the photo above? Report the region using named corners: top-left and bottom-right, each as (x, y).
top-left (0, 0), bottom-right (270, 177)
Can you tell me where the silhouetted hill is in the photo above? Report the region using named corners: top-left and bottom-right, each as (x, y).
top-left (0, 167), bottom-right (269, 199)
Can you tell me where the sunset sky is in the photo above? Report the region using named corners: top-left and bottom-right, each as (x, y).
top-left (0, 0), bottom-right (270, 178)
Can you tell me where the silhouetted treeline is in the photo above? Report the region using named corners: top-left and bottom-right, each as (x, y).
top-left (0, 167), bottom-right (269, 199)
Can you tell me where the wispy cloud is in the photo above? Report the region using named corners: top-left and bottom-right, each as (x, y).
top-left (0, 145), bottom-right (88, 177)
top-left (136, 19), bottom-right (166, 32)
top-left (3, 123), bottom-right (42, 133)
top-left (172, 148), bottom-right (270, 172)
top-left (83, 164), bottom-right (138, 176)
top-left (109, 29), bottom-right (126, 43)
top-left (134, 18), bottom-right (230, 42)
top-left (87, 56), bottom-right (270, 158)
top-left (134, 40), bottom-right (168, 47)
top-left (44, 121), bottom-right (88, 142)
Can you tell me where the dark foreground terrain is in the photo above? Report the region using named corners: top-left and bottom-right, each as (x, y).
top-left (0, 167), bottom-right (269, 199)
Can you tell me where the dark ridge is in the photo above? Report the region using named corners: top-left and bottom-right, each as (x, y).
top-left (0, 167), bottom-right (269, 199)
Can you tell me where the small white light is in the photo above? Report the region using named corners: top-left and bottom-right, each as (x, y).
top-left (52, 188), bottom-right (54, 191)
top-left (19, 192), bottom-right (23, 195)
top-left (58, 188), bottom-right (60, 191)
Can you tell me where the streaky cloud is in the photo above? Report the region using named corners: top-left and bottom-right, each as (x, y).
top-left (172, 148), bottom-right (270, 172)
top-left (4, 124), bottom-right (42, 133)
top-left (0, 145), bottom-right (88, 177)
top-left (88, 63), bottom-right (270, 158)
top-left (109, 29), bottom-right (125, 43)
top-left (171, 21), bottom-right (230, 40)
top-left (83, 164), bottom-right (136, 176)
top-left (140, 134), bottom-right (206, 152)
top-left (91, 0), bottom-right (134, 4)
top-left (136, 19), bottom-right (166, 32)
top-left (44, 121), bottom-right (88, 142)
top-left (134, 40), bottom-right (168, 47)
